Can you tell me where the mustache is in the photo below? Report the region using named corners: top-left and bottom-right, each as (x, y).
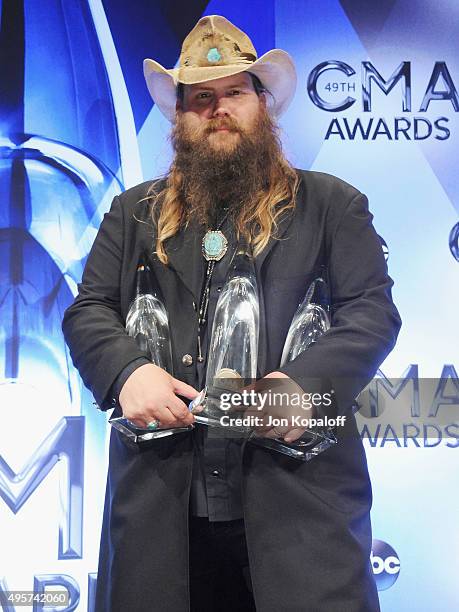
top-left (202, 117), bottom-right (244, 135)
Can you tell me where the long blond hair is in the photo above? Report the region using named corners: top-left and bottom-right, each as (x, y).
top-left (146, 119), bottom-right (299, 265)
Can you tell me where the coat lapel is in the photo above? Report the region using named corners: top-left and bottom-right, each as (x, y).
top-left (164, 221), bottom-right (205, 303)
top-left (253, 205), bottom-right (295, 277)
top-left (254, 205), bottom-right (295, 376)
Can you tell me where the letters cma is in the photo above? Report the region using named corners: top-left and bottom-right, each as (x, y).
top-left (307, 61), bottom-right (459, 112)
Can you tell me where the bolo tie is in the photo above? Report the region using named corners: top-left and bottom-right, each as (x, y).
top-left (197, 206), bottom-right (231, 363)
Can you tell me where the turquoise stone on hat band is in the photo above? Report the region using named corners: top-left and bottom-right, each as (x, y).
top-left (202, 230), bottom-right (228, 261)
top-left (207, 47), bottom-right (222, 63)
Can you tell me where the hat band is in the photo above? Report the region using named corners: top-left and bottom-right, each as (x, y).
top-left (176, 62), bottom-right (257, 85)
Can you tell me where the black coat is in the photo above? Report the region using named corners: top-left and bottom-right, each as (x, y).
top-left (62, 170), bottom-right (401, 612)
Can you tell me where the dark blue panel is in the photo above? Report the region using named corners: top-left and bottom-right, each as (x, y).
top-left (203, 0), bottom-right (275, 56)
top-left (102, 0), bottom-right (210, 131)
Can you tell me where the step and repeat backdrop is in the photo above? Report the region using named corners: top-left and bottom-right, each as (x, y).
top-left (0, 0), bottom-right (457, 610)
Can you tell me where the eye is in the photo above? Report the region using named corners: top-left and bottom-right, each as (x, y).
top-left (196, 92), bottom-right (211, 100)
top-left (229, 89), bottom-right (242, 96)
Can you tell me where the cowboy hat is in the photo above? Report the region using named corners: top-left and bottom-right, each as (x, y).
top-left (143, 15), bottom-right (297, 121)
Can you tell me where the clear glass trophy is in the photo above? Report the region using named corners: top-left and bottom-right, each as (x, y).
top-left (189, 247), bottom-right (259, 431)
top-left (109, 256), bottom-right (194, 442)
top-left (250, 277), bottom-right (338, 460)
top-left (125, 260), bottom-right (173, 374)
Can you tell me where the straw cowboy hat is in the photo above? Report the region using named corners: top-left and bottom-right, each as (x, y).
top-left (143, 15), bottom-right (297, 121)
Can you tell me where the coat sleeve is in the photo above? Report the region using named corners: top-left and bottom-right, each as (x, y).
top-left (277, 192), bottom-right (402, 415)
top-left (62, 195), bottom-right (151, 410)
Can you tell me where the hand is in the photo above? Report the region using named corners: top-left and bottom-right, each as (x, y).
top-left (244, 371), bottom-right (313, 443)
top-left (119, 363), bottom-right (198, 429)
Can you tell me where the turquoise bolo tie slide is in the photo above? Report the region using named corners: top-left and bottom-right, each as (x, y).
top-left (202, 230), bottom-right (228, 261)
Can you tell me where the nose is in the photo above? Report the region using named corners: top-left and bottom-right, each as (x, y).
top-left (212, 95), bottom-right (230, 118)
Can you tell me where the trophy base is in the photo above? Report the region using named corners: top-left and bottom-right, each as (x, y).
top-left (109, 417), bottom-right (193, 443)
top-left (249, 428), bottom-right (337, 461)
top-left (194, 413), bottom-right (252, 434)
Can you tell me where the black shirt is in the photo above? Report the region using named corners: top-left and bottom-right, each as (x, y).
top-left (190, 218), bottom-right (245, 521)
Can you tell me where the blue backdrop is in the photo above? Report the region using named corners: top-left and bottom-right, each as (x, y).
top-left (0, 1), bottom-right (457, 610)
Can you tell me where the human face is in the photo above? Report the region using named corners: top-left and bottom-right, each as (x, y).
top-left (177, 73), bottom-right (265, 150)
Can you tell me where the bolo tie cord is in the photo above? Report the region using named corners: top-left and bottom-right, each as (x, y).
top-left (196, 208), bottom-right (230, 363)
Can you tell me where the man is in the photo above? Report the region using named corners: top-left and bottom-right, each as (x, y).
top-left (62, 15), bottom-right (401, 612)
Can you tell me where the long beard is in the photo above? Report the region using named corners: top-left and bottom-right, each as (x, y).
top-left (171, 110), bottom-right (281, 227)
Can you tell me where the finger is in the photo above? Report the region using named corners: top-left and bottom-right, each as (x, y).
top-left (124, 416), bottom-right (146, 428)
top-left (168, 394), bottom-right (195, 425)
top-left (284, 427), bottom-right (307, 443)
top-left (123, 408), bottom-right (176, 429)
top-left (242, 406), bottom-right (270, 429)
top-left (172, 378), bottom-right (200, 399)
top-left (144, 405), bottom-right (183, 428)
top-left (261, 426), bottom-right (290, 439)
top-left (250, 416), bottom-right (271, 432)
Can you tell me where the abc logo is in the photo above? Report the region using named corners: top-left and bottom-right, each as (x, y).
top-left (371, 540), bottom-right (400, 591)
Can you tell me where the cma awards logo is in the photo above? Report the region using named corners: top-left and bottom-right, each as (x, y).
top-left (307, 61), bottom-right (457, 141)
top-left (371, 540), bottom-right (400, 590)
top-left (356, 365), bottom-right (459, 448)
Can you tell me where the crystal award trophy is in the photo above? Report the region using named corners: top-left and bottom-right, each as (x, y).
top-left (189, 247), bottom-right (259, 430)
top-left (125, 257), bottom-right (173, 374)
top-left (250, 277), bottom-right (338, 460)
top-left (109, 256), bottom-right (193, 442)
